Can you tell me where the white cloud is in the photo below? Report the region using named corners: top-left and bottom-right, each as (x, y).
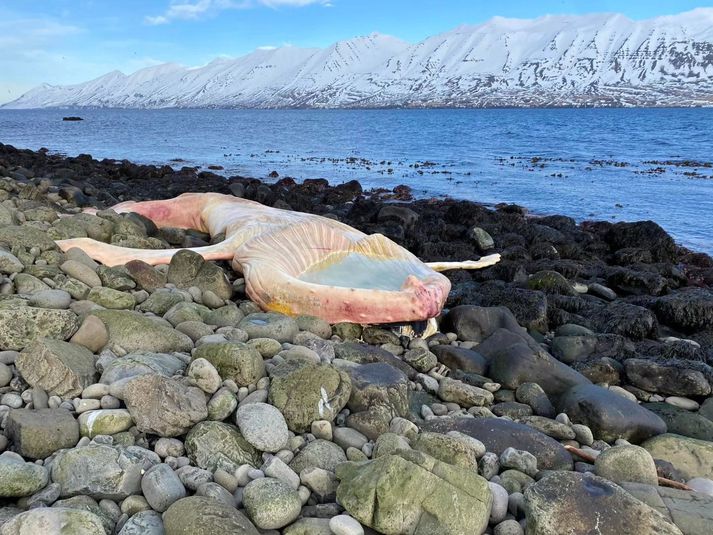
top-left (145, 0), bottom-right (331, 25)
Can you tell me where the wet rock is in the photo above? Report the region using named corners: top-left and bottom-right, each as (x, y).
top-left (528, 270), bottom-right (576, 296)
top-left (592, 302), bottom-right (658, 340)
top-left (16, 338), bottom-right (96, 398)
top-left (557, 384), bottom-right (667, 443)
top-left (422, 417), bottom-right (572, 471)
top-left (480, 328), bottom-right (590, 396)
top-left (123, 374), bottom-right (207, 437)
top-left (344, 362), bottom-right (409, 440)
top-left (6, 408), bottom-right (79, 459)
top-left (336, 450), bottom-right (491, 535)
top-left (605, 220), bottom-right (677, 263)
top-left (442, 305), bottom-right (526, 342)
top-left (430, 345), bottom-right (487, 374)
top-left (550, 335), bottom-right (598, 363)
top-left (625, 359), bottom-right (711, 397)
top-left (644, 402), bottom-right (713, 441)
top-left (643, 434), bottom-right (713, 480)
top-left (655, 289), bottom-right (713, 333)
top-left (524, 471), bottom-right (682, 535)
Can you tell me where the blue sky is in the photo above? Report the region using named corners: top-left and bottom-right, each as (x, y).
top-left (0, 0), bottom-right (707, 103)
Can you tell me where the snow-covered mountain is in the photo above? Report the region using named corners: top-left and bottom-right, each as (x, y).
top-left (6, 9), bottom-right (713, 109)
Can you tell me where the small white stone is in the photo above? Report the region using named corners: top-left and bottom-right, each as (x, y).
top-left (329, 514), bottom-right (364, 535)
top-left (665, 396), bottom-right (699, 411)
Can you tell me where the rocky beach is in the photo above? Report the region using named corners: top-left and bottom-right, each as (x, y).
top-left (0, 141), bottom-right (712, 535)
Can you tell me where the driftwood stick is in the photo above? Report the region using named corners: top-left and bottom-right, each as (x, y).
top-left (564, 445), bottom-right (693, 491)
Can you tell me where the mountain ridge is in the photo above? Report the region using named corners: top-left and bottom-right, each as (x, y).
top-left (6, 9), bottom-right (713, 109)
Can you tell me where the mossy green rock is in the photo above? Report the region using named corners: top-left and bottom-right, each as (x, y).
top-left (185, 421), bottom-right (262, 472)
top-left (137, 289), bottom-right (186, 315)
top-left (269, 361), bottom-right (352, 432)
top-left (0, 307), bottom-right (79, 351)
top-left (163, 302), bottom-right (210, 326)
top-left (0, 224), bottom-right (57, 251)
top-left (92, 310), bottom-right (193, 353)
top-left (16, 338), bottom-right (96, 398)
top-left (643, 433), bottom-right (713, 480)
top-left (1, 507), bottom-right (106, 535)
top-left (87, 287), bottom-right (136, 309)
top-left (0, 452), bottom-right (50, 497)
top-left (163, 496), bottom-right (259, 535)
top-left (336, 450), bottom-right (492, 535)
top-left (192, 342), bottom-right (265, 386)
top-left (78, 409), bottom-right (134, 438)
top-left (412, 432), bottom-right (480, 471)
top-left (527, 270), bottom-right (576, 296)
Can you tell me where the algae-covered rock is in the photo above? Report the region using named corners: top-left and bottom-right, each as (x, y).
top-left (0, 451), bottom-right (49, 497)
top-left (185, 421), bottom-right (262, 472)
top-left (269, 361), bottom-right (351, 432)
top-left (192, 342), bottom-right (265, 386)
top-left (163, 496), bottom-right (259, 535)
top-left (0, 307), bottom-right (79, 350)
top-left (336, 449), bottom-right (492, 535)
top-left (92, 310), bottom-right (193, 353)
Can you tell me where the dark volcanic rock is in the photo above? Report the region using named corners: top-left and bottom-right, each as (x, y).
top-left (591, 302), bottom-right (658, 340)
top-left (655, 288), bottom-right (713, 333)
top-left (604, 221), bottom-right (677, 263)
top-left (422, 417), bottom-right (573, 471)
top-left (441, 305), bottom-right (527, 342)
top-left (447, 282), bottom-right (548, 333)
top-left (429, 345), bottom-right (487, 375)
top-left (644, 402), bottom-right (713, 441)
top-left (333, 342), bottom-right (417, 379)
top-left (477, 328), bottom-right (591, 396)
top-left (625, 359), bottom-right (711, 397)
top-left (557, 384), bottom-right (667, 444)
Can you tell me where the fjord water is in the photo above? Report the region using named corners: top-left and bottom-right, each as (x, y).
top-left (0, 107), bottom-right (711, 253)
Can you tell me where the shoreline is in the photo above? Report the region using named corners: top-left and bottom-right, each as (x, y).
top-left (0, 141), bottom-right (712, 533)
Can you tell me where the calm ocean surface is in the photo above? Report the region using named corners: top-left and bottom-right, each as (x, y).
top-left (0, 107), bottom-right (711, 253)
